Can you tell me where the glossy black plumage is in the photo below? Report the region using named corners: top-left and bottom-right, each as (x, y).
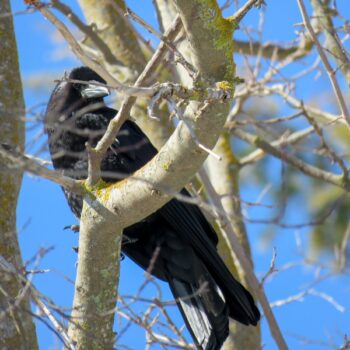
top-left (45, 67), bottom-right (260, 350)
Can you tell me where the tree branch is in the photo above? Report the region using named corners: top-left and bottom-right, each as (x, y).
top-left (51, 0), bottom-right (124, 67)
top-left (228, 0), bottom-right (264, 24)
top-left (0, 144), bottom-right (84, 195)
top-left (233, 128), bottom-right (348, 189)
top-left (237, 126), bottom-right (315, 166)
top-left (297, 0), bottom-right (350, 129)
top-left (310, 0), bottom-right (350, 85)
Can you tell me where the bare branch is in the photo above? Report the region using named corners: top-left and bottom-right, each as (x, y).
top-left (335, 221), bottom-right (350, 271)
top-left (91, 16), bottom-right (183, 184)
top-left (28, 1), bottom-right (125, 89)
top-left (258, 85), bottom-right (344, 126)
top-left (297, 0), bottom-right (350, 129)
top-left (303, 108), bottom-right (349, 178)
top-left (0, 144), bottom-right (83, 194)
top-left (234, 126), bottom-right (315, 166)
top-left (229, 0), bottom-right (264, 24)
top-left (261, 247), bottom-right (278, 285)
top-left (310, 0), bottom-right (350, 84)
top-left (271, 289), bottom-right (345, 313)
top-left (125, 7), bottom-right (197, 80)
top-left (32, 296), bottom-right (76, 350)
top-left (51, 0), bottom-right (124, 67)
top-left (234, 38), bottom-right (314, 61)
top-left (233, 128), bottom-right (348, 189)
top-left (85, 142), bottom-right (100, 187)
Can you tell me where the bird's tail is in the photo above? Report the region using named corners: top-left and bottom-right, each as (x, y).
top-left (167, 270), bottom-right (229, 350)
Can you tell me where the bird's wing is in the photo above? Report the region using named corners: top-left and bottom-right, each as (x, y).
top-left (160, 199), bottom-right (261, 325)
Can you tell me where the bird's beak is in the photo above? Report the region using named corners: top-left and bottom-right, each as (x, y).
top-left (81, 84), bottom-right (110, 99)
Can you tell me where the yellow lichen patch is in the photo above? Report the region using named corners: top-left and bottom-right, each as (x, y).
top-left (82, 179), bottom-right (112, 204)
top-left (216, 80), bottom-right (234, 96)
top-left (95, 188), bottom-right (110, 203)
top-left (216, 80), bottom-right (231, 90)
top-left (162, 162), bottom-right (171, 172)
top-left (84, 177), bottom-right (131, 208)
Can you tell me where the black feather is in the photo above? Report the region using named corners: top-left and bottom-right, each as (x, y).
top-left (45, 66), bottom-right (260, 350)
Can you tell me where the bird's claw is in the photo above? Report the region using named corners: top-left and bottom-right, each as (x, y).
top-left (64, 224), bottom-right (80, 232)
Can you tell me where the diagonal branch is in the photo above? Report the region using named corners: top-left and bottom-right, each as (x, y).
top-left (234, 38), bottom-right (314, 61)
top-left (233, 128), bottom-right (348, 189)
top-left (228, 0), bottom-right (264, 24)
top-left (51, 0), bottom-right (124, 67)
top-left (310, 0), bottom-right (350, 85)
top-left (237, 126), bottom-right (315, 166)
top-left (297, 0), bottom-right (350, 129)
top-left (125, 7), bottom-right (197, 79)
top-left (0, 144), bottom-right (83, 195)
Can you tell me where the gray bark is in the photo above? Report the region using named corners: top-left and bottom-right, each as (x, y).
top-left (0, 1), bottom-right (38, 349)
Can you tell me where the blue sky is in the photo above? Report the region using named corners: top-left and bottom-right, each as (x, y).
top-left (10, 1), bottom-right (350, 349)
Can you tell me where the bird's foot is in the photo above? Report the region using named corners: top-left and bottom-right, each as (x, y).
top-left (64, 224), bottom-right (80, 233)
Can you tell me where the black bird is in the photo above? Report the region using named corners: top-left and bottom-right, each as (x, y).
top-left (45, 66), bottom-right (260, 350)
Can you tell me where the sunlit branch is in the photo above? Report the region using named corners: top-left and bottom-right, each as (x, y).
top-left (297, 0), bottom-right (350, 129)
top-left (233, 128), bottom-right (348, 189)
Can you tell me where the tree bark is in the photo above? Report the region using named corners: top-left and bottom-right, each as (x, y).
top-left (0, 1), bottom-right (38, 349)
top-left (67, 199), bottom-right (122, 349)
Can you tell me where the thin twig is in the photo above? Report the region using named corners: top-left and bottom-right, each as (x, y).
top-left (229, 0), bottom-right (264, 24)
top-left (30, 1), bottom-right (125, 90)
top-left (303, 107), bottom-right (349, 178)
top-left (234, 128), bottom-right (347, 189)
top-left (310, 0), bottom-right (350, 85)
top-left (167, 99), bottom-right (222, 160)
top-left (237, 126), bottom-right (315, 165)
top-left (244, 84), bottom-right (344, 126)
top-left (0, 144), bottom-right (83, 194)
top-left (125, 8), bottom-right (197, 80)
top-left (297, 0), bottom-right (350, 129)
top-left (234, 38), bottom-right (314, 61)
top-left (33, 297), bottom-right (76, 350)
top-left (271, 288), bottom-right (345, 313)
top-left (261, 247), bottom-right (278, 285)
top-left (51, 0), bottom-right (124, 66)
top-left (94, 15), bottom-right (183, 161)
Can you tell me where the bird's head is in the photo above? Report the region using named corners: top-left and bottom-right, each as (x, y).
top-left (45, 66), bottom-right (111, 134)
top-left (69, 66), bottom-right (110, 100)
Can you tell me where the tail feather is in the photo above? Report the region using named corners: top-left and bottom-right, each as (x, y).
top-left (167, 275), bottom-right (229, 350)
top-left (222, 282), bottom-right (261, 326)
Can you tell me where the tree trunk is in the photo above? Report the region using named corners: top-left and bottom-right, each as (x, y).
top-left (0, 1), bottom-right (38, 349)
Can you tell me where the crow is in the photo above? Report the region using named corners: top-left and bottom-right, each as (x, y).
top-left (45, 66), bottom-right (260, 350)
